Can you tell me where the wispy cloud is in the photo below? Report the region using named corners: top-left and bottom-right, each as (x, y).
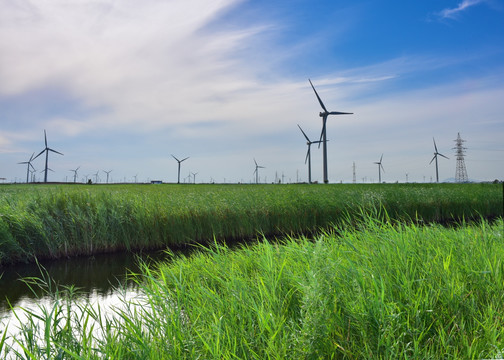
top-left (436, 0), bottom-right (486, 19)
top-left (0, 0), bottom-right (269, 132)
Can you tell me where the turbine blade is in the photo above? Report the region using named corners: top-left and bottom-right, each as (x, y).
top-left (29, 152), bottom-right (35, 161)
top-left (181, 157), bottom-right (189, 162)
top-left (318, 117), bottom-right (327, 147)
top-left (381, 164), bottom-right (385, 172)
top-left (328, 111), bottom-right (353, 115)
top-left (439, 153), bottom-right (449, 160)
top-left (297, 124), bottom-right (310, 142)
top-left (49, 148), bottom-right (63, 155)
top-left (429, 155), bottom-right (436, 164)
top-left (44, 130), bottom-right (48, 147)
top-left (305, 149), bottom-right (309, 164)
top-left (433, 137), bottom-right (438, 153)
top-left (171, 155), bottom-right (180, 162)
top-left (33, 150), bottom-right (45, 160)
top-left (380, 154), bottom-right (383, 163)
top-left (254, 158), bottom-right (258, 166)
top-left (308, 79), bottom-right (328, 113)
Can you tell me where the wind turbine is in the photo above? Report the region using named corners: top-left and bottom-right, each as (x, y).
top-left (297, 124), bottom-right (321, 184)
top-left (309, 79), bottom-right (353, 184)
top-left (69, 166), bottom-right (80, 183)
top-left (172, 155), bottom-right (189, 184)
top-left (33, 130), bottom-right (63, 183)
top-left (374, 154), bottom-right (384, 183)
top-left (191, 172), bottom-right (198, 184)
top-left (253, 158), bottom-right (265, 184)
top-left (94, 171), bottom-right (100, 184)
top-left (103, 170), bottom-right (112, 184)
top-left (430, 137), bottom-right (449, 183)
top-left (18, 153), bottom-right (36, 183)
top-left (30, 168), bottom-right (37, 182)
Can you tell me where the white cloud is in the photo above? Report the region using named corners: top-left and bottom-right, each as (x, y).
top-left (436, 0), bottom-right (486, 19)
top-left (0, 0), bottom-right (266, 130)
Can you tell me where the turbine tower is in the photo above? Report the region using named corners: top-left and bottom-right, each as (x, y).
top-left (18, 153), bottom-right (36, 183)
top-left (253, 159), bottom-right (265, 184)
top-left (172, 155), bottom-right (189, 184)
top-left (309, 79), bottom-right (353, 184)
top-left (33, 130), bottom-right (63, 183)
top-left (297, 124), bottom-right (321, 184)
top-left (374, 154), bottom-right (384, 183)
top-left (430, 138), bottom-right (449, 183)
top-left (103, 170), bottom-right (112, 184)
top-left (69, 166), bottom-right (80, 183)
top-left (93, 171), bottom-right (100, 184)
top-left (453, 132), bottom-right (469, 183)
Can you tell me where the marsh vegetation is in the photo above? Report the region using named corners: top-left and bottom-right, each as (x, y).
top-left (0, 183), bottom-right (502, 358)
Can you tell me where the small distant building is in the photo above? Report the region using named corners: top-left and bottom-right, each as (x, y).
top-left (150, 180), bottom-right (163, 184)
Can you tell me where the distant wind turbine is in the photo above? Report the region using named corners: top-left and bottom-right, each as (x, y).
top-left (33, 130), bottom-right (63, 183)
top-left (297, 124), bottom-right (321, 184)
top-left (18, 153), bottom-right (36, 183)
top-left (430, 138), bottom-right (449, 183)
top-left (191, 172), bottom-right (198, 184)
top-left (253, 159), bottom-right (265, 184)
top-left (69, 166), bottom-right (80, 183)
top-left (172, 155), bottom-right (189, 184)
top-left (94, 171), bottom-right (100, 184)
top-left (103, 170), bottom-right (112, 184)
top-left (374, 154), bottom-right (384, 183)
top-left (309, 79), bottom-right (353, 184)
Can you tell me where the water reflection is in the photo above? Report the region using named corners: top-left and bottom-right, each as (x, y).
top-left (0, 250), bottom-right (168, 315)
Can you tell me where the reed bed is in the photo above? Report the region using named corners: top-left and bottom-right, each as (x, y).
top-left (1, 216), bottom-right (503, 359)
top-left (0, 183), bottom-right (502, 265)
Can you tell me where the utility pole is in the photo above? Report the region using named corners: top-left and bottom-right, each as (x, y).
top-left (453, 132), bottom-right (469, 182)
top-left (352, 162), bottom-right (356, 184)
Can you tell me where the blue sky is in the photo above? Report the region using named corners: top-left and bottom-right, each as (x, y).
top-left (1, 0), bottom-right (503, 184)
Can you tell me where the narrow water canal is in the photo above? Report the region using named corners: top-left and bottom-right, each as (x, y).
top-left (0, 250), bottom-right (169, 333)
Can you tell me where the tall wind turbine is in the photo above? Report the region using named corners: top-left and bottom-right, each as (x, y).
top-left (103, 170), bottom-right (112, 184)
top-left (253, 158), bottom-right (265, 184)
top-left (33, 130), bottom-right (63, 183)
top-left (374, 154), bottom-right (384, 183)
top-left (18, 153), bottom-right (36, 183)
top-left (309, 79), bottom-right (353, 184)
top-left (430, 138), bottom-right (449, 183)
top-left (69, 166), bottom-right (80, 183)
top-left (297, 124), bottom-right (321, 184)
top-left (172, 155), bottom-right (189, 184)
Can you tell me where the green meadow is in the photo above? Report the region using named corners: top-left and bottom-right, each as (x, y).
top-left (0, 183), bottom-right (502, 265)
top-left (1, 215), bottom-right (503, 359)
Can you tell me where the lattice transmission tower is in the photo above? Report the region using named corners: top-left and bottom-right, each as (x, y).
top-left (453, 132), bottom-right (469, 183)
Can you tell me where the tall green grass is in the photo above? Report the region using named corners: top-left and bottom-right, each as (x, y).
top-left (2, 216), bottom-right (503, 359)
top-left (0, 183), bottom-right (502, 265)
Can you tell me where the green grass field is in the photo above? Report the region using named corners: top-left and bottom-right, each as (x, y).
top-left (2, 215), bottom-right (503, 359)
top-left (0, 183), bottom-right (502, 265)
